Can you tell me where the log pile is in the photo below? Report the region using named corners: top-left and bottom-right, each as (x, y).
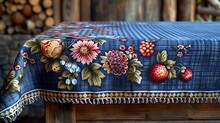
top-left (0, 0), bottom-right (55, 34)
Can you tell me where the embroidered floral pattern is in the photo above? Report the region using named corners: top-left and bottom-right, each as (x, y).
top-left (70, 40), bottom-right (100, 65)
top-left (148, 50), bottom-right (193, 83)
top-left (172, 44), bottom-right (192, 57)
top-left (101, 46), bottom-right (143, 84)
top-left (101, 50), bottom-right (128, 76)
top-left (41, 39), bottom-right (63, 58)
top-left (139, 40), bottom-right (156, 57)
top-left (21, 23), bottom-right (194, 89)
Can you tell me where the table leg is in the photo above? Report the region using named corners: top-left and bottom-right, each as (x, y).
top-left (45, 102), bottom-right (76, 123)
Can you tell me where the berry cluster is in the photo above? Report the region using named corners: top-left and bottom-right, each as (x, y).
top-left (60, 60), bottom-right (81, 85)
top-left (60, 60), bottom-right (81, 74)
top-left (139, 41), bottom-right (156, 57)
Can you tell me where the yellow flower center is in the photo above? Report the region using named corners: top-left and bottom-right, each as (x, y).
top-left (80, 46), bottom-right (89, 55)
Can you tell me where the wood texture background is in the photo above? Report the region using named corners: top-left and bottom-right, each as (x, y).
top-left (53, 0), bottom-right (196, 23)
top-left (46, 102), bottom-right (220, 123)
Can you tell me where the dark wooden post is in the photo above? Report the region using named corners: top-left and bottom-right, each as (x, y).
top-left (45, 102), bottom-right (76, 123)
top-left (178, 0), bottom-right (196, 21)
top-left (162, 0), bottom-right (177, 21)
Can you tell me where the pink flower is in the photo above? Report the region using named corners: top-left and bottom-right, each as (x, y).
top-left (70, 40), bottom-right (100, 65)
top-left (24, 61), bottom-right (27, 67)
top-left (133, 53), bottom-right (138, 59)
top-left (177, 44), bottom-right (184, 49)
top-left (22, 52), bottom-right (28, 58)
top-left (15, 65), bottom-right (21, 70)
top-left (119, 45), bottom-right (126, 51)
top-left (30, 59), bottom-right (35, 64)
top-left (128, 46), bottom-right (134, 52)
top-left (177, 52), bottom-right (183, 57)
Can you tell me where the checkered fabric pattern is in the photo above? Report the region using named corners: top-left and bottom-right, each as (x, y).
top-left (1, 22), bottom-right (220, 121)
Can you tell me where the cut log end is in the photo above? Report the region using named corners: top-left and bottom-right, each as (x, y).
top-left (45, 17), bottom-right (54, 27)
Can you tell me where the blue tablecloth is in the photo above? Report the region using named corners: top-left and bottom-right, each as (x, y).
top-left (1, 22), bottom-right (220, 122)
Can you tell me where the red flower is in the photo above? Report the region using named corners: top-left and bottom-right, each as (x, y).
top-left (177, 44), bottom-right (184, 49)
top-left (22, 52), bottom-right (28, 58)
top-left (133, 53), bottom-right (138, 59)
top-left (177, 52), bottom-right (183, 57)
top-left (128, 46), bottom-right (134, 52)
top-left (119, 45), bottom-right (126, 51)
top-left (15, 65), bottom-right (21, 70)
top-left (30, 59), bottom-right (35, 64)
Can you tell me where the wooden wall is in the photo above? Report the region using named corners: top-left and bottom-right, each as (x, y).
top-left (55, 0), bottom-right (196, 23)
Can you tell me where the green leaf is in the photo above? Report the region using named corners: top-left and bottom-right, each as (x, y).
top-left (19, 69), bottom-right (25, 82)
top-left (30, 45), bottom-right (40, 55)
top-left (93, 39), bottom-right (106, 45)
top-left (160, 50), bottom-right (168, 63)
top-left (7, 71), bottom-right (16, 82)
top-left (62, 70), bottom-right (71, 78)
top-left (156, 52), bottom-right (161, 63)
top-left (94, 70), bottom-right (106, 79)
top-left (168, 71), bottom-right (172, 79)
top-left (126, 70), bottom-right (142, 84)
top-left (58, 76), bottom-right (63, 80)
top-left (164, 60), bottom-right (176, 68)
top-left (130, 59), bottom-right (143, 68)
top-left (24, 40), bottom-right (37, 48)
top-left (45, 62), bottom-right (52, 72)
top-left (171, 69), bottom-right (177, 78)
top-left (90, 63), bottom-right (101, 70)
top-left (168, 68), bottom-right (177, 79)
top-left (88, 77), bottom-right (93, 86)
top-left (81, 67), bottom-right (92, 80)
top-left (58, 81), bottom-right (67, 89)
top-left (67, 85), bottom-right (73, 90)
top-left (73, 72), bottom-right (78, 78)
top-left (60, 55), bottom-right (69, 62)
top-left (69, 74), bottom-right (74, 80)
top-left (82, 64), bottom-right (105, 87)
top-left (40, 56), bottom-right (50, 63)
top-left (129, 65), bottom-right (136, 72)
top-left (6, 79), bottom-right (20, 92)
top-left (92, 75), bottom-right (102, 86)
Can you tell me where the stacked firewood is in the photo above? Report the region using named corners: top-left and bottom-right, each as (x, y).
top-left (0, 0), bottom-right (54, 34)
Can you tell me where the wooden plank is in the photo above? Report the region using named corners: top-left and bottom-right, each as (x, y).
top-left (177, 0), bottom-right (196, 21)
top-left (76, 103), bottom-right (220, 121)
top-left (162, 0), bottom-right (177, 21)
top-left (53, 0), bottom-right (61, 25)
top-left (144, 0), bottom-right (161, 21)
top-left (45, 102), bottom-right (76, 123)
top-left (80, 0), bottom-right (91, 21)
top-left (77, 121), bottom-right (220, 123)
top-left (91, 0), bottom-right (108, 21)
top-left (125, 0), bottom-right (144, 21)
top-left (91, 0), bottom-right (125, 21)
top-left (116, 0), bottom-right (126, 21)
top-left (62, 0), bottom-right (80, 22)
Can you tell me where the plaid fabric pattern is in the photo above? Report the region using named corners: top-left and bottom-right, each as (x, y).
top-left (1, 22), bottom-right (220, 120)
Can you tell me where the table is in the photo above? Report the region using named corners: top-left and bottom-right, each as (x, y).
top-left (1, 22), bottom-right (220, 122)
